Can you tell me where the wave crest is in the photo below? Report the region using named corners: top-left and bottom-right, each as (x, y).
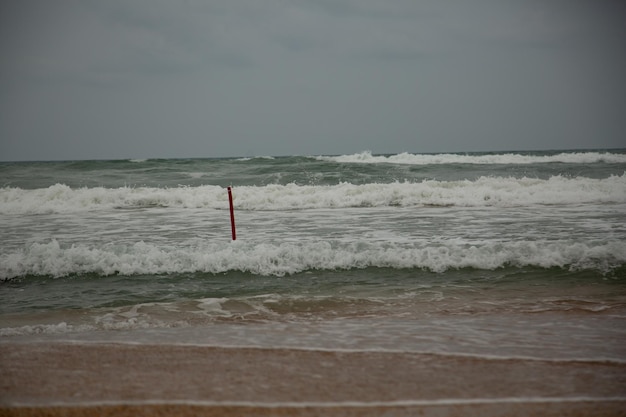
top-left (2, 239), bottom-right (624, 280)
top-left (1, 174), bottom-right (624, 214)
top-left (317, 150), bottom-right (626, 165)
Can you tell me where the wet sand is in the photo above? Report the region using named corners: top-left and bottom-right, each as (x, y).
top-left (1, 342), bottom-right (625, 416)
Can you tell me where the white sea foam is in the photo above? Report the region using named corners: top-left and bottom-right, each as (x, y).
top-left (0, 322), bottom-right (95, 336)
top-left (317, 150), bottom-right (626, 165)
top-left (235, 156), bottom-right (276, 161)
top-left (1, 174), bottom-right (624, 214)
top-left (2, 238), bottom-right (624, 279)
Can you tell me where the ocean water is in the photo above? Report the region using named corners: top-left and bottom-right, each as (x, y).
top-left (1, 150), bottom-right (625, 362)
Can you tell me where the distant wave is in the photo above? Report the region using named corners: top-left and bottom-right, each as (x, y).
top-left (316, 150), bottom-right (626, 165)
top-left (1, 174), bottom-right (624, 214)
top-left (2, 238), bottom-right (624, 280)
top-left (235, 156), bottom-right (276, 162)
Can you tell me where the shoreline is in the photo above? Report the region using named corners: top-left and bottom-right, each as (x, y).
top-left (4, 400), bottom-right (626, 417)
top-left (2, 342), bottom-right (626, 416)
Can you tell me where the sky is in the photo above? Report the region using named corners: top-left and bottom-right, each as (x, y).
top-left (1, 0), bottom-right (625, 161)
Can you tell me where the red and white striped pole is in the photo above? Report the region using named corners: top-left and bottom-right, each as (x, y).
top-left (227, 186), bottom-right (236, 240)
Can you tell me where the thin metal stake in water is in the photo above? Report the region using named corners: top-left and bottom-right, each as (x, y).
top-left (227, 186), bottom-right (236, 240)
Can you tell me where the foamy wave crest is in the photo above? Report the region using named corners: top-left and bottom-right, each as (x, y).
top-left (1, 174), bottom-right (624, 214)
top-left (0, 184), bottom-right (225, 214)
top-left (236, 175), bottom-right (626, 210)
top-left (0, 322), bottom-right (95, 336)
top-left (317, 150), bottom-right (626, 165)
top-left (236, 156), bottom-right (276, 161)
top-left (2, 239), bottom-right (624, 279)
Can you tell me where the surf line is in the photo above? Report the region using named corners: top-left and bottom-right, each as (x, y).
top-left (227, 186), bottom-right (236, 240)
top-left (16, 397), bottom-right (626, 409)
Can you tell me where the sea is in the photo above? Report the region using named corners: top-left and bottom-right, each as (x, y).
top-left (1, 149), bottom-right (626, 362)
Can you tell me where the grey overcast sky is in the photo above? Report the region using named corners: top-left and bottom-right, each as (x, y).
top-left (1, 1), bottom-right (625, 161)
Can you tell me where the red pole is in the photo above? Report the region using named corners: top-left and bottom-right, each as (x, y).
top-left (227, 186), bottom-right (236, 240)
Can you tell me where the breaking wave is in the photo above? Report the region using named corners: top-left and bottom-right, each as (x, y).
top-left (2, 238), bottom-right (624, 280)
top-left (1, 174), bottom-right (624, 214)
top-left (317, 150), bottom-right (626, 165)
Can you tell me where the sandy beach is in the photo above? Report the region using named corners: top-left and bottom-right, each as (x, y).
top-left (1, 342), bottom-right (625, 416)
